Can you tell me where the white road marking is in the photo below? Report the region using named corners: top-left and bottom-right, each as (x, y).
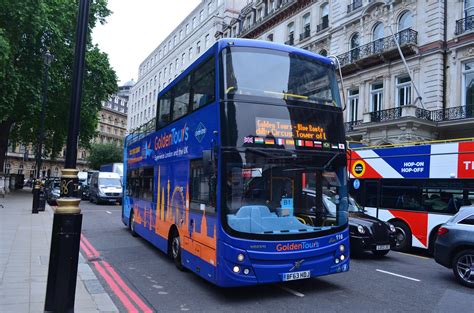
top-left (376, 269), bottom-right (421, 282)
top-left (396, 251), bottom-right (430, 260)
top-left (279, 286), bottom-right (305, 297)
top-left (106, 211), bottom-right (112, 214)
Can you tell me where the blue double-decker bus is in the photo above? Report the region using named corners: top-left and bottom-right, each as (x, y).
top-left (122, 39), bottom-right (349, 287)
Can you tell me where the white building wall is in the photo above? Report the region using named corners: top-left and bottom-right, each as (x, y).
top-left (127, 0), bottom-right (245, 132)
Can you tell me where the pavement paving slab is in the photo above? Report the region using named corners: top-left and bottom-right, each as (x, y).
top-left (0, 189), bottom-right (118, 313)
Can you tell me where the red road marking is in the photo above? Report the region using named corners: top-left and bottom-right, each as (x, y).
top-left (93, 261), bottom-right (139, 313)
top-left (102, 261), bottom-right (153, 313)
top-left (80, 234), bottom-right (154, 313)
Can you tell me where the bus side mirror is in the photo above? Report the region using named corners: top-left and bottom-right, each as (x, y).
top-left (203, 150), bottom-right (214, 177)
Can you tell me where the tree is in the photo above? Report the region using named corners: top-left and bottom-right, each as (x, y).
top-left (86, 143), bottom-right (123, 170)
top-left (0, 0), bottom-right (117, 172)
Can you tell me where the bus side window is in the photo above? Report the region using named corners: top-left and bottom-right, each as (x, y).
top-left (191, 57), bottom-right (215, 110)
top-left (158, 92), bottom-right (172, 128)
top-left (189, 159), bottom-right (215, 214)
top-left (172, 76), bottom-right (190, 120)
top-left (141, 167), bottom-right (154, 202)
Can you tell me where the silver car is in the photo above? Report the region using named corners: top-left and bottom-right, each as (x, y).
top-left (434, 206), bottom-right (474, 288)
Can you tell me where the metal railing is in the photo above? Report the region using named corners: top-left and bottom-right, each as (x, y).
top-left (415, 108), bottom-right (434, 121)
top-left (285, 34), bottom-right (294, 46)
top-left (126, 118), bottom-right (156, 147)
top-left (455, 15), bottom-right (474, 35)
top-left (370, 107), bottom-right (402, 122)
top-left (316, 19), bottom-right (329, 32)
top-left (337, 28), bottom-right (418, 67)
top-left (345, 120), bottom-right (363, 132)
top-left (431, 105), bottom-right (474, 122)
top-left (299, 27), bottom-right (311, 41)
top-left (347, 0), bottom-right (362, 13)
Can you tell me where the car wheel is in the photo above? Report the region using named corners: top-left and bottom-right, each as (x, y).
top-left (452, 249), bottom-right (474, 288)
top-left (372, 250), bottom-right (390, 257)
top-left (129, 211), bottom-right (138, 237)
top-left (391, 221), bottom-right (412, 252)
top-left (170, 231), bottom-right (185, 271)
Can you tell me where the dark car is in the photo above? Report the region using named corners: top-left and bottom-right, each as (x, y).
top-left (347, 197), bottom-right (398, 257)
top-left (44, 178), bottom-right (61, 205)
top-left (434, 206), bottom-right (474, 288)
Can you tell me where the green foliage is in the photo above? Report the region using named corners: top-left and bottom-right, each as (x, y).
top-left (0, 0), bottom-right (117, 161)
top-left (87, 143), bottom-right (123, 170)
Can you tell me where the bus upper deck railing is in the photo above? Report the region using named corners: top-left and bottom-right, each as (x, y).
top-left (126, 118), bottom-right (156, 147)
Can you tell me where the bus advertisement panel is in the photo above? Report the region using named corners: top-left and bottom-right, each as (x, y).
top-left (123, 39), bottom-right (349, 287)
top-left (348, 140), bottom-right (474, 252)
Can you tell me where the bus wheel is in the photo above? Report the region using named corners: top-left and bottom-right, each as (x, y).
top-left (129, 211), bottom-right (138, 237)
top-left (171, 232), bottom-right (185, 271)
top-left (392, 221), bottom-right (412, 252)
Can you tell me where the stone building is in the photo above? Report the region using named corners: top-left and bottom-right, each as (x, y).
top-left (127, 0), bottom-right (246, 131)
top-left (217, 0), bottom-right (474, 145)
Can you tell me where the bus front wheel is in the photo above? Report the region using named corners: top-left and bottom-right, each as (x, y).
top-left (129, 211), bottom-right (138, 237)
top-left (392, 221), bottom-right (412, 252)
top-left (170, 232), bottom-right (185, 271)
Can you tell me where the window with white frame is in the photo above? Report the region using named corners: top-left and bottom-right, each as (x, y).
top-left (303, 13), bottom-right (311, 37)
top-left (396, 76), bottom-right (412, 106)
top-left (205, 34), bottom-right (210, 48)
top-left (463, 60), bottom-right (474, 106)
top-left (197, 41), bottom-right (201, 54)
top-left (371, 82), bottom-right (383, 112)
top-left (465, 0), bottom-right (474, 17)
top-left (287, 22), bottom-right (294, 44)
top-left (189, 47), bottom-right (193, 60)
top-left (348, 89), bottom-right (359, 122)
top-left (398, 11), bottom-right (412, 31)
top-left (372, 22), bottom-right (384, 53)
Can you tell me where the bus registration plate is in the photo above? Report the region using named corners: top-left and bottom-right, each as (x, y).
top-left (282, 270), bottom-right (310, 281)
top-left (376, 245), bottom-right (390, 250)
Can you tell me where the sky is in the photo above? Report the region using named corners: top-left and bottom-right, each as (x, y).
top-left (92, 0), bottom-right (202, 85)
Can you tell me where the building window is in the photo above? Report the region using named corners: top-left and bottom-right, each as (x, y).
top-left (396, 76), bottom-right (412, 106)
top-left (189, 47), bottom-right (193, 60)
top-left (208, 1), bottom-right (213, 14)
top-left (465, 0), bottom-right (474, 17)
top-left (302, 13), bottom-right (311, 38)
top-left (5, 163), bottom-right (10, 174)
top-left (286, 22), bottom-right (295, 45)
top-left (205, 34), bottom-right (210, 48)
top-left (398, 11), bottom-right (412, 31)
top-left (193, 17), bottom-right (197, 28)
top-left (348, 89), bottom-right (359, 122)
top-left (200, 10), bottom-right (204, 22)
top-left (196, 41), bottom-right (201, 54)
top-left (319, 49), bottom-right (328, 56)
top-left (371, 82), bottom-right (383, 112)
top-left (372, 22), bottom-right (384, 53)
top-left (186, 23), bottom-right (190, 34)
top-left (320, 3), bottom-right (329, 29)
top-left (257, 8), bottom-right (263, 20)
top-left (267, 33), bottom-right (274, 41)
top-left (463, 60), bottom-right (474, 107)
top-left (350, 32), bottom-right (360, 61)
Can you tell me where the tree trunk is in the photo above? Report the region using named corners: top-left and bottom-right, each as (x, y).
top-left (0, 119), bottom-right (13, 174)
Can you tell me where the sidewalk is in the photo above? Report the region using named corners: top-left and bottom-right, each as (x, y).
top-left (0, 189), bottom-right (118, 313)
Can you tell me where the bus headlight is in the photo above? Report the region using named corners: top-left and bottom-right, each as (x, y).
top-left (357, 225), bottom-right (365, 234)
top-left (243, 268), bottom-right (250, 275)
top-left (340, 255), bottom-right (345, 261)
top-left (388, 223), bottom-right (396, 233)
top-left (237, 254), bottom-right (245, 262)
top-left (232, 266), bottom-right (240, 273)
top-left (335, 258), bottom-right (340, 264)
top-left (339, 244), bottom-right (345, 252)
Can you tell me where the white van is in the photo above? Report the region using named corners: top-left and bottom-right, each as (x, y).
top-left (89, 172), bottom-right (122, 204)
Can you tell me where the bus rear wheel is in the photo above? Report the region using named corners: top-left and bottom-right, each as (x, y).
top-left (392, 221), bottom-right (412, 252)
top-left (170, 232), bottom-right (185, 271)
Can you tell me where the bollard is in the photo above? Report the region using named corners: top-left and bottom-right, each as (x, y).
top-left (38, 186), bottom-right (46, 211)
top-left (44, 169), bottom-right (82, 313)
top-left (32, 181), bottom-right (40, 214)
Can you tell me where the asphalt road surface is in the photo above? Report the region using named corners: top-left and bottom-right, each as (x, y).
top-left (79, 201), bottom-right (474, 313)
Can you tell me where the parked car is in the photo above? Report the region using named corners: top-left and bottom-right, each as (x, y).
top-left (44, 178), bottom-right (61, 205)
top-left (434, 206), bottom-right (474, 288)
top-left (89, 172), bottom-right (123, 204)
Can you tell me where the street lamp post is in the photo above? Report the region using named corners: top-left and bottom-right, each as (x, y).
top-left (44, 0), bottom-right (91, 311)
top-left (32, 49), bottom-right (53, 214)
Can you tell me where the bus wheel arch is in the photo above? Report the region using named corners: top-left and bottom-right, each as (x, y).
top-left (168, 225), bottom-right (185, 271)
top-left (389, 219), bottom-right (412, 252)
top-left (129, 210), bottom-right (138, 237)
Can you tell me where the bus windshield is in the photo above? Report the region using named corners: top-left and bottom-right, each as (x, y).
top-left (222, 46), bottom-right (340, 107)
top-left (224, 151), bottom-right (348, 236)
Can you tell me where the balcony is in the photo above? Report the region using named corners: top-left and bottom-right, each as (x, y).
top-left (455, 15), bottom-right (474, 36)
top-left (370, 107), bottom-right (402, 122)
top-left (299, 27), bottom-right (311, 41)
top-left (316, 18), bottom-right (329, 32)
top-left (336, 29), bottom-right (418, 75)
top-left (347, 0), bottom-right (363, 14)
top-left (345, 120), bottom-right (363, 132)
top-left (431, 105), bottom-right (474, 122)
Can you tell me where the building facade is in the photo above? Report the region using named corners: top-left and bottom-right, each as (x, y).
top-left (217, 0), bottom-right (474, 145)
top-left (127, 0), bottom-right (246, 132)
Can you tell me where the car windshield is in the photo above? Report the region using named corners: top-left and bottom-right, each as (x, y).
top-left (222, 47), bottom-right (341, 106)
top-left (223, 151), bottom-right (348, 236)
top-left (99, 178), bottom-right (121, 187)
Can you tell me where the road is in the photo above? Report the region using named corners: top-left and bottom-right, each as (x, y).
top-left (79, 201), bottom-right (474, 313)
